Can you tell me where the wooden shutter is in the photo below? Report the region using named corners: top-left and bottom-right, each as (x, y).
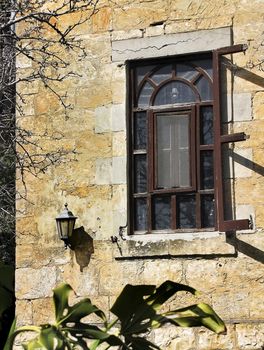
top-left (213, 44), bottom-right (251, 232)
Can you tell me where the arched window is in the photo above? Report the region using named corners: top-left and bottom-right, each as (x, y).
top-left (129, 48), bottom-right (250, 234)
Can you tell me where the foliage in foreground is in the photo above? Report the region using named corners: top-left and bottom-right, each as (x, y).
top-left (4, 281), bottom-right (226, 350)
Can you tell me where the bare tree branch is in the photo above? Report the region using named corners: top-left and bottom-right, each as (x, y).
top-left (0, 0), bottom-right (100, 264)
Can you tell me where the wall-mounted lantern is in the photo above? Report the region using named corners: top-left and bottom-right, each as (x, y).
top-left (56, 203), bottom-right (77, 248)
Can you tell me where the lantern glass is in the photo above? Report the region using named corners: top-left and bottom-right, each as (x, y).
top-left (56, 204), bottom-right (77, 245)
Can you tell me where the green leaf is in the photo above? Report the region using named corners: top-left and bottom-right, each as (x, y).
top-left (64, 324), bottom-right (112, 340)
top-left (110, 281), bottom-right (199, 337)
top-left (90, 334), bottom-right (124, 350)
top-left (23, 338), bottom-right (46, 350)
top-left (53, 283), bottom-right (106, 327)
top-left (111, 284), bottom-right (156, 332)
top-left (3, 318), bottom-right (16, 350)
top-left (89, 339), bottom-right (101, 350)
top-left (53, 283), bottom-right (72, 322)
top-left (61, 298), bottom-right (106, 324)
top-left (146, 280), bottom-right (198, 310)
top-left (39, 325), bottom-right (65, 349)
top-left (165, 303), bottom-right (226, 334)
top-left (111, 284), bottom-right (156, 320)
top-left (6, 281), bottom-right (226, 350)
top-left (125, 336), bottom-right (161, 350)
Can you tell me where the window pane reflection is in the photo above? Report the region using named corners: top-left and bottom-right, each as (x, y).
top-left (195, 76), bottom-right (212, 101)
top-left (154, 81), bottom-right (196, 105)
top-left (194, 59), bottom-right (213, 79)
top-left (135, 65), bottom-right (155, 87)
top-left (134, 154), bottom-right (147, 193)
top-left (177, 195), bottom-right (196, 228)
top-left (201, 195), bottom-right (215, 228)
top-left (153, 196), bottom-right (171, 230)
top-left (177, 64), bottom-right (198, 81)
top-left (134, 198), bottom-right (147, 231)
top-left (138, 82), bottom-right (154, 107)
top-left (151, 65), bottom-right (172, 84)
top-left (200, 106), bottom-right (213, 145)
top-left (200, 151), bottom-right (214, 189)
top-left (134, 112), bottom-right (147, 150)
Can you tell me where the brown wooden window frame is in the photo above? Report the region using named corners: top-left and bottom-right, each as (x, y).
top-left (150, 106), bottom-right (196, 193)
top-left (128, 46), bottom-right (250, 235)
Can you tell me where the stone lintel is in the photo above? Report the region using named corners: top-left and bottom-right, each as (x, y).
top-left (112, 27), bottom-right (231, 62)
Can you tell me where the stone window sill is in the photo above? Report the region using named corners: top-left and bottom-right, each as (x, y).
top-left (113, 231), bottom-right (237, 260)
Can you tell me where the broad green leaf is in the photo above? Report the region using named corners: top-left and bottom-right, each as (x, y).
top-left (110, 281), bottom-right (199, 338)
top-left (165, 303), bottom-right (226, 334)
top-left (146, 280), bottom-right (198, 310)
top-left (53, 283), bottom-right (72, 322)
top-left (60, 298), bottom-right (106, 325)
top-left (111, 284), bottom-right (156, 333)
top-left (104, 335), bottom-right (125, 347)
top-left (63, 324), bottom-right (112, 340)
top-left (90, 339), bottom-right (101, 350)
top-left (3, 318), bottom-right (16, 350)
top-left (125, 336), bottom-right (161, 350)
top-left (5, 281), bottom-right (226, 350)
top-left (53, 283), bottom-right (106, 328)
top-left (39, 325), bottom-right (65, 349)
top-left (23, 338), bottom-right (45, 350)
top-left (111, 284), bottom-right (155, 322)
top-left (90, 334), bottom-right (124, 350)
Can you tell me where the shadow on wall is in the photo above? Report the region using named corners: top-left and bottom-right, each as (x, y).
top-left (232, 152), bottom-right (264, 177)
top-left (223, 61), bottom-right (264, 264)
top-left (68, 226), bottom-right (94, 272)
top-left (225, 151), bottom-right (264, 264)
top-left (223, 57), bottom-right (264, 89)
top-left (234, 66), bottom-right (264, 89)
top-left (226, 232), bottom-right (264, 264)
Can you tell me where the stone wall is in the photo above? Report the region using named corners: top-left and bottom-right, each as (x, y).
top-left (16, 1), bottom-right (264, 349)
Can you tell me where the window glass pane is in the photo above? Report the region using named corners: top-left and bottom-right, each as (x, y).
top-left (151, 65), bottom-right (172, 84)
top-left (200, 151), bottom-right (214, 189)
top-left (177, 195), bottom-right (196, 228)
top-left (157, 114), bottom-right (190, 189)
top-left (201, 195), bottom-right (215, 228)
top-left (134, 112), bottom-right (147, 150)
top-left (154, 81), bottom-right (196, 106)
top-left (200, 106), bottom-right (213, 145)
top-left (138, 82), bottom-right (154, 107)
top-left (134, 198), bottom-right (147, 231)
top-left (135, 65), bottom-right (155, 87)
top-left (195, 76), bottom-right (212, 101)
top-left (176, 64), bottom-right (198, 81)
top-left (193, 59), bottom-right (213, 79)
top-left (153, 196), bottom-right (171, 230)
top-left (134, 154), bottom-right (147, 193)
